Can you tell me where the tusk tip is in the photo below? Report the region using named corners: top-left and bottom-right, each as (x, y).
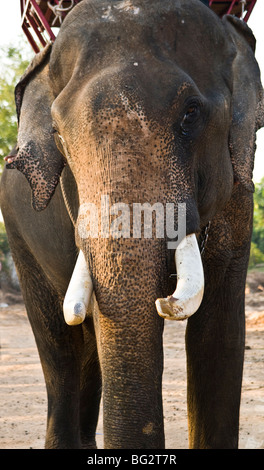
top-left (63, 301), bottom-right (86, 326)
top-left (155, 298), bottom-right (189, 321)
top-left (155, 233), bottom-right (204, 321)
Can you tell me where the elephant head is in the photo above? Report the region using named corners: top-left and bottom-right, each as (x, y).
top-left (6, 0), bottom-right (264, 448)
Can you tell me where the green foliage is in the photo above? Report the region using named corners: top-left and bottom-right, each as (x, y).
top-left (0, 221), bottom-right (10, 272)
top-left (0, 41), bottom-right (32, 169)
top-left (0, 222), bottom-right (9, 255)
top-left (0, 40), bottom-right (32, 283)
top-left (249, 242), bottom-right (264, 269)
top-left (250, 178), bottom-right (264, 268)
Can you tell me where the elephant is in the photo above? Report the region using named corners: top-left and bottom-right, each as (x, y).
top-left (1, 0), bottom-right (264, 449)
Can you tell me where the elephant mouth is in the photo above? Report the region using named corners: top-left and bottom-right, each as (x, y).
top-left (63, 233), bottom-right (205, 325)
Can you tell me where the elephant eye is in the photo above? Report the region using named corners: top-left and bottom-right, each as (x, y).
top-left (180, 102), bottom-right (201, 136)
top-left (183, 106), bottom-right (199, 123)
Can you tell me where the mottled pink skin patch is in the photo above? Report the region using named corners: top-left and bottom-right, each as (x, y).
top-left (6, 141), bottom-right (65, 211)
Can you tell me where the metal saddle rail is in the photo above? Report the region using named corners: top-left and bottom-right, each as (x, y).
top-left (19, 1), bottom-right (258, 53)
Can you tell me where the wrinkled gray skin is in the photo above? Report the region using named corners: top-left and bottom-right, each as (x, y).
top-left (1, 0), bottom-right (264, 449)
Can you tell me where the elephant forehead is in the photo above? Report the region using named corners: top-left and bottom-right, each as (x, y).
top-left (102, 0), bottom-right (140, 18)
top-left (119, 92), bottom-right (147, 123)
top-left (51, 61), bottom-right (200, 137)
top-left (50, 0), bottom-right (231, 98)
top-left (92, 90), bottom-right (156, 139)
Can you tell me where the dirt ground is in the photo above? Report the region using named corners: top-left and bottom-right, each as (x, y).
top-left (0, 272), bottom-right (264, 450)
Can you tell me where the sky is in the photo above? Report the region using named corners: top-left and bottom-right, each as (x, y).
top-left (0, 0), bottom-right (264, 182)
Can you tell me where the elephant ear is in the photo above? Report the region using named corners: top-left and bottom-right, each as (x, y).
top-left (223, 15), bottom-right (264, 192)
top-left (6, 42), bottom-right (66, 211)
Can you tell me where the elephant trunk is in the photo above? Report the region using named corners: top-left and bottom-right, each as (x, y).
top-left (63, 233), bottom-right (204, 325)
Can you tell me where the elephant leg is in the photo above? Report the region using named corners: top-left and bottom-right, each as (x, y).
top-left (11, 247), bottom-right (100, 448)
top-left (185, 262), bottom-right (246, 449)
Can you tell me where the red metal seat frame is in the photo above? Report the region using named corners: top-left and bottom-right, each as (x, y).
top-left (209, 0), bottom-right (257, 22)
top-left (20, 0), bottom-right (81, 52)
top-left (20, 0), bottom-right (258, 53)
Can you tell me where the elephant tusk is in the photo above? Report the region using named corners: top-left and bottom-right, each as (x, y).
top-left (63, 250), bottom-right (93, 325)
top-left (155, 233), bottom-right (204, 321)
